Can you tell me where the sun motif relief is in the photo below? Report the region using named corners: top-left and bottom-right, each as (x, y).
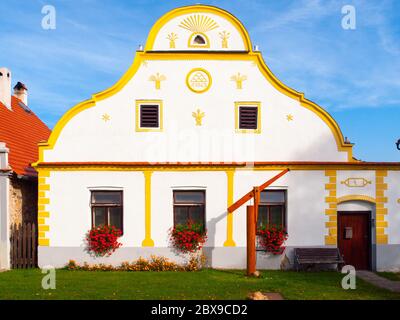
top-left (102, 114), bottom-right (111, 122)
top-left (179, 15), bottom-right (219, 48)
top-left (286, 114), bottom-right (294, 121)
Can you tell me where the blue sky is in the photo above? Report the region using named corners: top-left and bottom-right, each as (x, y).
top-left (0, 0), bottom-right (399, 161)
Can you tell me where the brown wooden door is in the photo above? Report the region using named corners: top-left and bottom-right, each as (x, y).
top-left (338, 211), bottom-right (371, 270)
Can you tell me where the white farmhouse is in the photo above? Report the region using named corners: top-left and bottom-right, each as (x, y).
top-left (34, 5), bottom-right (400, 271)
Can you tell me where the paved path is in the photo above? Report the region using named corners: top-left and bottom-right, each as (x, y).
top-left (357, 271), bottom-right (400, 293)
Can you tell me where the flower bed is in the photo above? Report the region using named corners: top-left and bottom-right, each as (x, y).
top-left (257, 225), bottom-right (288, 255)
top-left (65, 254), bottom-right (205, 272)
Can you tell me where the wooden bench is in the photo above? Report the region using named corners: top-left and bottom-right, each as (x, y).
top-left (294, 248), bottom-right (345, 271)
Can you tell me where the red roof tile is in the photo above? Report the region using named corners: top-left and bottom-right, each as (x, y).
top-left (0, 96), bottom-right (51, 176)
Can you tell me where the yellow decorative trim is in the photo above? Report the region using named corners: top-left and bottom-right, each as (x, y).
top-left (219, 31), bottom-right (230, 48)
top-left (142, 171), bottom-right (154, 247)
top-left (148, 73), bottom-right (166, 90)
top-left (286, 114), bottom-right (294, 121)
top-left (179, 14), bottom-right (219, 33)
top-left (224, 170), bottom-right (236, 247)
top-left (38, 205), bottom-right (46, 211)
top-left (324, 170), bottom-right (337, 245)
top-left (375, 171), bottom-right (388, 244)
top-left (235, 101), bottom-right (261, 134)
top-left (186, 68), bottom-right (212, 94)
top-left (230, 72), bottom-right (247, 89)
top-left (38, 191), bottom-right (47, 198)
top-left (341, 178), bottom-right (372, 187)
top-left (135, 100), bottom-right (163, 132)
top-left (192, 109), bottom-right (205, 126)
top-left (39, 239), bottom-right (49, 246)
top-left (188, 32), bottom-right (210, 48)
top-left (38, 211), bottom-right (50, 218)
top-left (166, 32), bottom-right (178, 48)
top-left (38, 218), bottom-right (46, 225)
top-left (38, 225), bottom-right (50, 232)
top-left (40, 184), bottom-right (50, 191)
top-left (336, 195), bottom-right (376, 204)
top-left (38, 198), bottom-right (50, 205)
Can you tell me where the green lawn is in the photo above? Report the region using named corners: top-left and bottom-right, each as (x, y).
top-left (377, 272), bottom-right (400, 282)
top-left (0, 269), bottom-right (399, 300)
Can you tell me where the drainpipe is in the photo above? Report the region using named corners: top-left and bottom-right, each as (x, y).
top-left (0, 142), bottom-right (10, 270)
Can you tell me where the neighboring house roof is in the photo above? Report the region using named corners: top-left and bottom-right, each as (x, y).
top-left (0, 96), bottom-right (51, 176)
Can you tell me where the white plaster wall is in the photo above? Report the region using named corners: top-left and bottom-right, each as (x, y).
top-left (0, 143), bottom-right (9, 269)
top-left (151, 171), bottom-right (227, 247)
top-left (47, 171), bottom-right (145, 247)
top-left (44, 59), bottom-right (346, 163)
top-left (234, 170), bottom-right (326, 247)
top-left (336, 171), bottom-right (376, 199)
top-left (386, 171), bottom-right (400, 244)
top-left (150, 12), bottom-right (246, 51)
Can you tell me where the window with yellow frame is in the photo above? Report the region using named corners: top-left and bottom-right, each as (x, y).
top-left (235, 101), bottom-right (261, 134)
top-left (135, 100), bottom-right (163, 132)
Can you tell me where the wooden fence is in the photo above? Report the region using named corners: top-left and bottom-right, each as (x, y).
top-left (10, 223), bottom-right (37, 269)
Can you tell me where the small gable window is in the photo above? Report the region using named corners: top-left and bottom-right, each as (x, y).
top-left (235, 102), bottom-right (261, 133)
top-left (188, 33), bottom-right (209, 48)
top-left (136, 100), bottom-right (163, 132)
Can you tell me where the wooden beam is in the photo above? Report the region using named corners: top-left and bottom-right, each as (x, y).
top-left (247, 205), bottom-right (256, 276)
top-left (228, 168), bottom-right (290, 213)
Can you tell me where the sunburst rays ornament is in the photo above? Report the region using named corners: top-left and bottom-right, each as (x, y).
top-left (179, 15), bottom-right (219, 48)
top-left (192, 109), bottom-right (205, 126)
top-left (179, 15), bottom-right (219, 33)
top-left (149, 73), bottom-right (166, 90)
top-left (286, 114), bottom-right (294, 121)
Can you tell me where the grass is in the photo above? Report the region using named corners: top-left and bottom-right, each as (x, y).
top-left (377, 272), bottom-right (400, 281)
top-left (0, 269), bottom-right (399, 300)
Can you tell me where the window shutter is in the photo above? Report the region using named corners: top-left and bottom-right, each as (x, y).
top-left (239, 106), bottom-right (258, 129)
top-left (140, 105), bottom-right (159, 128)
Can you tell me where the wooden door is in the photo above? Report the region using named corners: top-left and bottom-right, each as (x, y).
top-left (338, 211), bottom-right (371, 270)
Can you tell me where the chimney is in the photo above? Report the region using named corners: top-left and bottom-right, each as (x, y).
top-left (13, 82), bottom-right (28, 106)
top-left (0, 67), bottom-right (11, 110)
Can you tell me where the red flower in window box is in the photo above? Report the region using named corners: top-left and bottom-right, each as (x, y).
top-left (169, 220), bottom-right (207, 254)
top-left (86, 225), bottom-right (122, 257)
top-left (257, 225), bottom-right (288, 255)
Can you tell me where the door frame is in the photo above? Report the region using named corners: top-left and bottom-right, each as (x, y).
top-left (337, 210), bottom-right (372, 270)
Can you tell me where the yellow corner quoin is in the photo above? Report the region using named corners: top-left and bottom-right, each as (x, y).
top-left (224, 170), bottom-right (236, 247)
top-left (375, 170), bottom-right (389, 244)
top-left (32, 6), bottom-right (355, 168)
top-left (234, 101), bottom-right (261, 134)
top-left (135, 100), bottom-right (163, 132)
top-left (142, 171), bottom-right (155, 247)
top-left (39, 239), bottom-right (50, 246)
top-left (324, 170), bottom-right (337, 245)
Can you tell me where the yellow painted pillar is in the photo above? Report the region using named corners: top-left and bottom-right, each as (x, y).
top-left (224, 170), bottom-right (236, 247)
top-left (142, 171), bottom-right (154, 247)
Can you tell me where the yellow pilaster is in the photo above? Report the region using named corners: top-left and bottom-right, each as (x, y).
top-left (142, 171), bottom-right (154, 247)
top-left (324, 170), bottom-right (337, 245)
top-left (224, 170), bottom-right (236, 247)
top-left (375, 170), bottom-right (388, 244)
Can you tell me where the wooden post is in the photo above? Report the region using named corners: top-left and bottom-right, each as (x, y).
top-left (247, 205), bottom-right (256, 276)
